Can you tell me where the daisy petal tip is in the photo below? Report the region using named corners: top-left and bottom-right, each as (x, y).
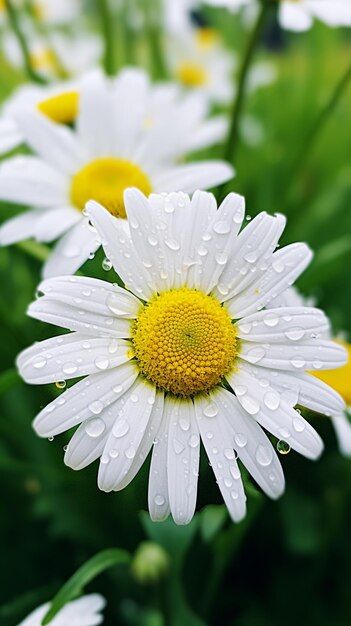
top-left (85, 199), bottom-right (107, 217)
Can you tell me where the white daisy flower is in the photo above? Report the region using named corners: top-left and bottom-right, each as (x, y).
top-left (17, 594), bottom-right (105, 626)
top-left (278, 0), bottom-right (351, 32)
top-left (30, 0), bottom-right (82, 26)
top-left (269, 287), bottom-right (351, 456)
top-left (2, 29), bottom-right (102, 80)
top-left (205, 0), bottom-right (351, 31)
top-left (167, 26), bottom-right (236, 104)
top-left (0, 69), bottom-right (233, 278)
top-left (17, 189), bottom-right (347, 525)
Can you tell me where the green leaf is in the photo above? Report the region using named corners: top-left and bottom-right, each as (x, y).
top-left (0, 368), bottom-right (21, 395)
top-left (41, 548), bottom-right (130, 625)
top-left (199, 505), bottom-right (227, 543)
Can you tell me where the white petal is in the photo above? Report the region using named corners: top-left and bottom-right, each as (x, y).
top-left (213, 212), bottom-right (286, 302)
top-left (153, 161), bottom-right (234, 193)
top-left (37, 275), bottom-right (142, 319)
top-left (18, 332), bottom-right (132, 384)
top-left (42, 218), bottom-right (100, 278)
top-left (148, 407), bottom-right (171, 522)
top-left (279, 2), bottom-right (313, 31)
top-left (332, 413), bottom-right (351, 457)
top-left (14, 109), bottom-right (88, 174)
top-left (0, 117), bottom-right (23, 154)
top-left (226, 242), bottom-right (313, 318)
top-left (214, 388), bottom-right (285, 499)
top-left (114, 391), bottom-right (165, 490)
top-left (77, 69), bottom-right (148, 158)
top-left (236, 306), bottom-right (330, 343)
top-left (28, 297), bottom-right (132, 338)
top-left (227, 366), bottom-right (323, 459)
top-left (0, 156), bottom-right (68, 207)
top-left (239, 339), bottom-right (347, 371)
top-left (53, 594), bottom-right (106, 626)
top-left (245, 366), bottom-right (345, 416)
top-left (194, 394), bottom-right (247, 522)
top-left (64, 408), bottom-right (115, 470)
top-left (309, 0), bottom-right (351, 26)
top-left (98, 379), bottom-right (156, 492)
top-left (0, 210), bottom-right (45, 245)
top-left (34, 207), bottom-right (81, 242)
top-left (87, 201), bottom-right (155, 300)
top-left (186, 116), bottom-right (228, 153)
top-left (166, 397), bottom-right (199, 525)
top-left (32, 362), bottom-right (138, 437)
top-left (189, 192), bottom-right (246, 294)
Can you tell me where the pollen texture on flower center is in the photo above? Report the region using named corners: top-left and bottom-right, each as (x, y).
top-left (132, 288), bottom-right (237, 396)
top-left (70, 157), bottom-right (153, 218)
top-left (37, 91), bottom-right (79, 124)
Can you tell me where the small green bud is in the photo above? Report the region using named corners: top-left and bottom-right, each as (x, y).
top-left (131, 541), bottom-right (170, 584)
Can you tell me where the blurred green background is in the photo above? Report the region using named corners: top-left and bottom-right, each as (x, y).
top-left (1, 6), bottom-right (351, 626)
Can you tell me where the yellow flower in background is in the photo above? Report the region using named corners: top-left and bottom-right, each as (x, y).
top-left (312, 340), bottom-right (351, 405)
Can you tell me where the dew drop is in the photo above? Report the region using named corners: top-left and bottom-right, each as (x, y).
top-left (234, 433), bottom-right (247, 448)
top-left (188, 434), bottom-right (200, 448)
top-left (102, 257), bottom-right (112, 271)
top-left (263, 391), bottom-right (280, 410)
top-left (48, 436), bottom-right (54, 442)
top-left (277, 440), bottom-right (291, 455)
top-left (285, 327), bottom-right (305, 341)
top-left (255, 444), bottom-right (273, 466)
top-left (94, 356), bottom-right (110, 370)
top-left (89, 400), bottom-right (104, 415)
top-left (203, 402), bottom-right (218, 417)
top-left (62, 362), bottom-right (78, 375)
top-left (85, 417), bottom-right (106, 437)
top-left (155, 494), bottom-right (165, 506)
top-left (125, 445), bottom-right (136, 459)
top-left (33, 357), bottom-right (47, 369)
top-left (213, 220), bottom-right (231, 235)
top-left (55, 380), bottom-right (66, 389)
top-left (112, 419), bottom-right (130, 438)
top-left (224, 448), bottom-right (235, 460)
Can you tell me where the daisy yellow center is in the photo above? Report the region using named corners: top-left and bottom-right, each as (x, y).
top-left (176, 61), bottom-right (208, 87)
top-left (70, 157), bottom-right (153, 219)
top-left (37, 91), bottom-right (79, 124)
top-left (132, 288), bottom-right (237, 396)
top-left (29, 48), bottom-right (58, 72)
top-left (195, 28), bottom-right (219, 50)
top-left (311, 339), bottom-right (351, 405)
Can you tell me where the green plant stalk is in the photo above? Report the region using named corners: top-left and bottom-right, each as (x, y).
top-left (4, 0), bottom-right (47, 84)
top-left (41, 548), bottom-right (130, 624)
top-left (145, 0), bottom-right (168, 80)
top-left (223, 1), bottom-right (271, 165)
top-left (16, 240), bottom-right (50, 262)
top-left (98, 0), bottom-right (116, 76)
top-left (285, 61), bottom-right (351, 205)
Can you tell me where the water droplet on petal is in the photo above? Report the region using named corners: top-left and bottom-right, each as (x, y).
top-left (263, 391), bottom-right (280, 410)
top-left (89, 400), bottom-right (104, 415)
top-left (277, 440), bottom-right (291, 455)
top-left (255, 444), bottom-right (273, 466)
top-left (55, 380), bottom-right (66, 389)
top-left (234, 433), bottom-right (247, 448)
top-left (102, 257), bottom-right (113, 271)
top-left (62, 362), bottom-right (78, 375)
top-left (203, 402), bottom-right (218, 417)
top-left (85, 417), bottom-right (106, 437)
top-left (112, 419), bottom-right (130, 438)
top-left (94, 356), bottom-right (110, 370)
top-left (155, 494), bottom-right (165, 505)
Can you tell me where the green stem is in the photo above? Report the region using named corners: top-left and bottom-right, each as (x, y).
top-left (98, 0), bottom-right (116, 76)
top-left (145, 0), bottom-right (168, 80)
top-left (4, 0), bottom-right (47, 84)
top-left (223, 1), bottom-right (270, 165)
top-left (284, 61), bottom-right (351, 206)
top-left (16, 240), bottom-right (50, 262)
